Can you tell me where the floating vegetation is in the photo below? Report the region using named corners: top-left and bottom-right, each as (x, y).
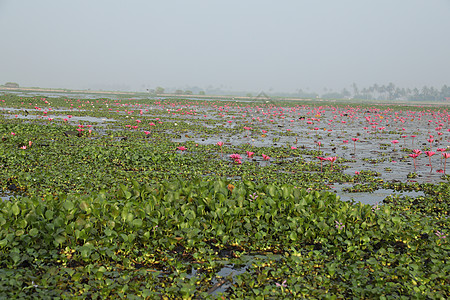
top-left (0, 93), bottom-right (449, 298)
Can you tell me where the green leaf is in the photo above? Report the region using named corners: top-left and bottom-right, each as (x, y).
top-left (54, 235), bottom-right (66, 246)
top-left (45, 210), bottom-right (54, 220)
top-left (29, 228), bottom-right (39, 237)
top-left (10, 252), bottom-right (21, 264)
top-left (290, 231), bottom-right (298, 241)
top-left (63, 200), bottom-right (74, 211)
top-left (11, 203), bottom-right (20, 216)
top-left (132, 218), bottom-right (143, 227)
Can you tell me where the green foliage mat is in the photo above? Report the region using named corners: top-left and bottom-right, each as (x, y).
top-left (1, 179), bottom-right (449, 299)
top-left (0, 94), bottom-right (449, 298)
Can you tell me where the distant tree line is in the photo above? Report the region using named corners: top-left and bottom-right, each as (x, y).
top-left (1, 82), bottom-right (20, 88)
top-left (322, 83), bottom-right (450, 101)
top-left (146, 83), bottom-right (450, 101)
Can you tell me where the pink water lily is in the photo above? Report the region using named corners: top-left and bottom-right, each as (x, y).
top-left (391, 140), bottom-right (399, 151)
top-left (229, 153), bottom-right (242, 160)
top-left (351, 138), bottom-right (359, 153)
top-left (409, 151), bottom-right (421, 169)
top-left (217, 141), bottom-right (224, 158)
top-left (317, 156), bottom-right (327, 172)
top-left (425, 151), bottom-right (436, 171)
top-left (177, 146), bottom-right (187, 151)
top-left (326, 156), bottom-right (338, 170)
top-left (262, 154), bottom-right (270, 161)
top-left (246, 151), bottom-right (254, 158)
top-left (443, 152), bottom-right (450, 173)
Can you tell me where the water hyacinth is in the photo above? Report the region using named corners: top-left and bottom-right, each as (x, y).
top-left (275, 280), bottom-right (287, 288)
top-left (435, 231), bottom-right (446, 239)
top-left (0, 94), bottom-right (449, 298)
top-left (335, 221), bottom-right (345, 230)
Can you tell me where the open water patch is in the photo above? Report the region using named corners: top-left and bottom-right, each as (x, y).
top-left (331, 184), bottom-right (425, 205)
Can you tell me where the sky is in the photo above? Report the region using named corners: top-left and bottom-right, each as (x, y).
top-left (1, 0), bottom-right (450, 93)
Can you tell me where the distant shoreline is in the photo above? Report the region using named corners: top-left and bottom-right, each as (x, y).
top-left (1, 86), bottom-right (449, 106)
top-left (0, 86), bottom-right (132, 95)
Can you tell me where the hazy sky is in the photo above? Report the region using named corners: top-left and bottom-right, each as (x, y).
top-left (1, 0), bottom-right (450, 93)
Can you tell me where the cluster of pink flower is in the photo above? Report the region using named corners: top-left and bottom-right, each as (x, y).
top-left (409, 148), bottom-right (450, 173)
top-left (229, 153), bottom-right (242, 164)
top-left (227, 152), bottom-right (270, 165)
top-left (317, 156), bottom-right (338, 172)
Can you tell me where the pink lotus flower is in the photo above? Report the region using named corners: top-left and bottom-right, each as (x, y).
top-left (425, 151), bottom-right (435, 157)
top-left (317, 156), bottom-right (327, 172)
top-left (217, 141), bottom-right (224, 147)
top-left (425, 151), bottom-right (436, 170)
top-left (351, 138), bottom-right (358, 153)
top-left (443, 152), bottom-right (450, 173)
top-left (391, 140), bottom-right (399, 151)
top-left (291, 146), bottom-right (297, 150)
top-left (262, 154), bottom-right (270, 160)
top-left (177, 146), bottom-right (187, 151)
top-left (20, 145), bottom-right (27, 150)
top-left (326, 156), bottom-right (337, 163)
top-left (409, 152), bottom-right (420, 169)
top-left (326, 156), bottom-right (337, 170)
top-left (229, 154), bottom-right (242, 160)
top-left (246, 151), bottom-right (254, 158)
